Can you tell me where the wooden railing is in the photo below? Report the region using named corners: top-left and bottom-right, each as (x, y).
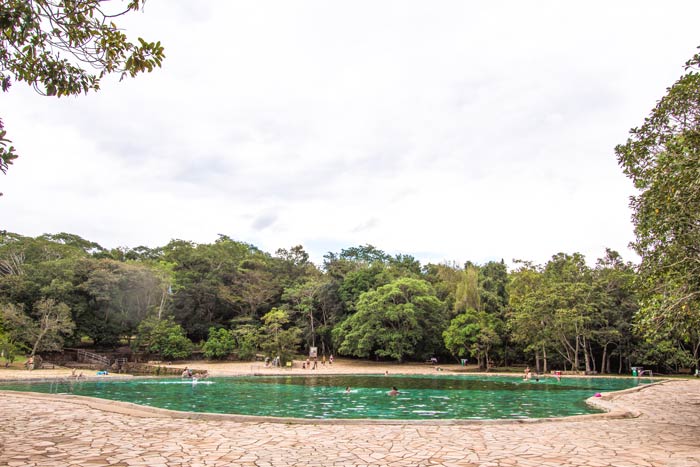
top-left (76, 349), bottom-right (111, 366)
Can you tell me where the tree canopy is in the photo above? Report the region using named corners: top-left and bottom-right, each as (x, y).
top-left (616, 46), bottom-right (700, 347)
top-left (0, 228), bottom-right (697, 373)
top-left (0, 0), bottom-right (164, 180)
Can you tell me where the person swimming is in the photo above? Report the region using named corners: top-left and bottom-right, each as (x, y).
top-left (388, 386), bottom-right (399, 396)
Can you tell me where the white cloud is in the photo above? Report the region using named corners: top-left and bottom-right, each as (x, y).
top-left (3, 0), bottom-right (699, 267)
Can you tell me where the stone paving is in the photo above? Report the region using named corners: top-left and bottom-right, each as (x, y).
top-left (0, 379), bottom-right (698, 467)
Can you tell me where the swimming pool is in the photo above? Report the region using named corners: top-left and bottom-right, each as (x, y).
top-left (0, 374), bottom-right (651, 420)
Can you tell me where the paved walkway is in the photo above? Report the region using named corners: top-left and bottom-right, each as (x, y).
top-left (0, 379), bottom-right (698, 467)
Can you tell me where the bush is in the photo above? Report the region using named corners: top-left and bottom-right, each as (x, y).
top-left (202, 327), bottom-right (236, 359)
top-left (134, 317), bottom-right (193, 360)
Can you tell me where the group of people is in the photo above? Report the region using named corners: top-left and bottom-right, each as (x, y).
top-left (264, 356), bottom-right (281, 368)
top-left (524, 366), bottom-right (561, 382)
top-left (342, 386), bottom-right (400, 396)
top-left (181, 367), bottom-right (209, 380)
top-left (302, 354), bottom-right (333, 369)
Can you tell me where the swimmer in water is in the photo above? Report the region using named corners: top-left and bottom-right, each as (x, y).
top-left (388, 386), bottom-right (399, 396)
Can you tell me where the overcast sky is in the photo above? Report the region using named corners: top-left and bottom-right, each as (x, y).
top-left (3, 1), bottom-right (700, 268)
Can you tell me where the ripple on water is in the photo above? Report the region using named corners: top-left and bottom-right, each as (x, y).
top-left (0, 374), bottom-right (652, 420)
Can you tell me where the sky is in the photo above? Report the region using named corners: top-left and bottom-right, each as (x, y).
top-left (3, 1), bottom-right (700, 268)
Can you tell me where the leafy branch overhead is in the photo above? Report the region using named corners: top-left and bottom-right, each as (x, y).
top-left (0, 0), bottom-right (164, 177)
top-left (615, 46), bottom-right (700, 338)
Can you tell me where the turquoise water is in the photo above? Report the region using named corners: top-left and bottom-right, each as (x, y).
top-left (0, 374), bottom-right (651, 420)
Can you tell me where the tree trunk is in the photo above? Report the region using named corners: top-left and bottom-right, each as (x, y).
top-left (574, 336), bottom-right (580, 373)
top-left (601, 343), bottom-right (608, 374)
top-left (542, 345), bottom-right (548, 374)
top-left (588, 339), bottom-right (596, 374)
top-left (535, 349), bottom-right (541, 374)
top-left (582, 336), bottom-right (592, 374)
top-left (30, 329), bottom-right (48, 359)
top-left (309, 308), bottom-right (315, 347)
top-left (618, 352), bottom-right (623, 374)
top-left (158, 288), bottom-right (167, 319)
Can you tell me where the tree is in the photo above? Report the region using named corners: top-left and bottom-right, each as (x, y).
top-left (0, 332), bottom-right (20, 366)
top-left (29, 298), bottom-right (75, 357)
top-left (259, 308), bottom-right (301, 364)
top-left (133, 316), bottom-right (193, 360)
top-left (591, 249), bottom-right (639, 373)
top-left (479, 260), bottom-right (510, 364)
top-left (333, 277), bottom-right (447, 362)
top-left (443, 308), bottom-right (501, 370)
top-left (202, 327), bottom-right (236, 360)
top-left (508, 261), bottom-right (552, 372)
top-left (453, 265), bottom-right (481, 315)
top-left (0, 0), bottom-right (165, 175)
top-left (230, 324), bottom-right (259, 360)
top-left (282, 278), bottom-right (323, 349)
top-left (615, 47), bottom-right (700, 342)
top-left (0, 302), bottom-right (32, 352)
top-left (1, 299), bottom-right (74, 358)
top-left (80, 259), bottom-right (162, 345)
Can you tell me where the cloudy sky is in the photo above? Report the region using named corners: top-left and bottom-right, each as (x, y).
top-left (3, 1), bottom-right (700, 267)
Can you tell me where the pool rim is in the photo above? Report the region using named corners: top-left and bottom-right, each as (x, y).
top-left (0, 377), bottom-right (665, 425)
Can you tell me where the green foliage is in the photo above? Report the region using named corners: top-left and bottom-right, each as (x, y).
top-left (1, 298), bottom-right (75, 357)
top-left (2, 230), bottom-right (687, 373)
top-left (231, 324), bottom-right (260, 360)
top-left (133, 317), bottom-right (193, 360)
top-left (0, 0), bottom-right (164, 175)
top-left (0, 125), bottom-right (17, 181)
top-left (259, 308), bottom-right (301, 364)
top-left (616, 46), bottom-right (700, 345)
top-left (443, 308), bottom-right (501, 368)
top-left (30, 298), bottom-right (75, 356)
top-left (333, 277), bottom-right (447, 362)
top-left (0, 333), bottom-right (20, 365)
top-left (78, 259), bottom-right (164, 345)
top-left (454, 266), bottom-right (481, 314)
top-left (202, 327), bottom-right (236, 360)
top-left (0, 0), bottom-right (164, 96)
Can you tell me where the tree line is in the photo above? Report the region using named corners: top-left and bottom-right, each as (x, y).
top-left (0, 231), bottom-right (696, 374)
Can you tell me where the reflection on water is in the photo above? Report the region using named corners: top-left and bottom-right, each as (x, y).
top-left (0, 374), bottom-right (650, 420)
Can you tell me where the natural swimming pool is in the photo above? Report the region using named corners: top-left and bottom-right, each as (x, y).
top-left (0, 374), bottom-right (651, 420)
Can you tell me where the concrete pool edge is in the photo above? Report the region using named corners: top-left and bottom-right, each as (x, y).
top-left (1, 379), bottom-right (668, 425)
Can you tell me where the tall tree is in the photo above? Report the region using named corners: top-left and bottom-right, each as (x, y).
top-left (333, 277), bottom-right (446, 362)
top-left (1, 299), bottom-right (74, 358)
top-left (591, 249), bottom-right (639, 373)
top-left (259, 308), bottom-right (301, 364)
top-left (443, 308), bottom-right (501, 369)
top-left (508, 261), bottom-right (552, 372)
top-left (616, 47), bottom-right (700, 345)
top-left (79, 259), bottom-right (162, 345)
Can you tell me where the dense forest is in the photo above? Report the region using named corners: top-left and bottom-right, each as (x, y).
top-left (0, 231), bottom-right (697, 374)
top-left (1, 3), bottom-right (698, 377)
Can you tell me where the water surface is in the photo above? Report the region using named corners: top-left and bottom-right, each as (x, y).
top-left (0, 374), bottom-right (650, 420)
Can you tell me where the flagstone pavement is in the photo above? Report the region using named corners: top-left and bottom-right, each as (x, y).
top-left (1, 379), bottom-right (698, 467)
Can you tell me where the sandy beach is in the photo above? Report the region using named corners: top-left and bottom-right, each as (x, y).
top-left (0, 358), bottom-right (470, 380)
